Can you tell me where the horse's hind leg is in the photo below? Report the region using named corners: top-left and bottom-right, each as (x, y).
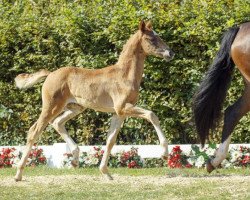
top-left (99, 115), bottom-right (125, 180)
top-left (207, 81), bottom-right (250, 172)
top-left (51, 103), bottom-right (85, 167)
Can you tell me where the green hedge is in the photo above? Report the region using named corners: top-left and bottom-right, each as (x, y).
top-left (0, 0), bottom-right (250, 145)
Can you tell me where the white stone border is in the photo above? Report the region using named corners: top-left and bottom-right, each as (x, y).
top-left (1, 143), bottom-right (250, 168)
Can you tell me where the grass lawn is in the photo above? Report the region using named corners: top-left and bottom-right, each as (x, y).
top-left (0, 167), bottom-right (249, 200)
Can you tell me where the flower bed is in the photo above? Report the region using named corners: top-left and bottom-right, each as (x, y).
top-left (168, 143), bottom-right (250, 169)
top-left (0, 146), bottom-right (47, 168)
top-left (0, 147), bottom-right (17, 168)
top-left (1, 144), bottom-right (249, 169)
top-left (63, 147), bottom-right (143, 169)
top-left (63, 144), bottom-right (250, 169)
top-left (168, 146), bottom-right (191, 168)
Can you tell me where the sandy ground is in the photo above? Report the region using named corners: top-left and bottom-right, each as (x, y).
top-left (1, 174), bottom-right (250, 187)
top-left (1, 174), bottom-right (249, 200)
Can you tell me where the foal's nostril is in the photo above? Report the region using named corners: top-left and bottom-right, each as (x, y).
top-left (169, 50), bottom-right (175, 58)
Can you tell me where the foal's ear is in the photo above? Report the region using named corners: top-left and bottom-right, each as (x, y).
top-left (139, 20), bottom-right (146, 32)
top-left (146, 21), bottom-right (153, 31)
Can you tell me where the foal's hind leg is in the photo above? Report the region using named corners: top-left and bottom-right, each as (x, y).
top-left (14, 108), bottom-right (62, 181)
top-left (208, 83), bottom-right (250, 172)
top-left (51, 103), bottom-right (85, 167)
top-left (99, 115), bottom-right (125, 180)
top-left (15, 116), bottom-right (48, 181)
top-left (15, 90), bottom-right (67, 182)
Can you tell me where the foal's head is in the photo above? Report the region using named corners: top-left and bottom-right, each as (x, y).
top-left (139, 21), bottom-right (174, 61)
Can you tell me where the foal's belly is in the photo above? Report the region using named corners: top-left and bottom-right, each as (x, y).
top-left (75, 97), bottom-right (115, 113)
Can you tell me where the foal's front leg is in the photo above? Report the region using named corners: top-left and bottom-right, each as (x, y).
top-left (99, 115), bottom-right (125, 180)
top-left (119, 103), bottom-right (168, 159)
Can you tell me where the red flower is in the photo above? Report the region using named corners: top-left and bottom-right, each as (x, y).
top-left (185, 163), bottom-right (192, 168)
top-left (173, 146), bottom-right (182, 153)
top-left (242, 155), bottom-right (250, 165)
top-left (122, 152), bottom-right (130, 160)
top-left (3, 148), bottom-right (11, 154)
top-left (167, 146), bottom-right (190, 168)
top-left (5, 161), bottom-right (10, 166)
top-left (174, 154), bottom-right (181, 160)
top-left (39, 157), bottom-right (46, 162)
top-left (128, 161), bottom-right (137, 168)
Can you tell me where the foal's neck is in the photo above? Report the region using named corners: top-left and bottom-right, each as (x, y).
top-left (117, 31), bottom-right (146, 88)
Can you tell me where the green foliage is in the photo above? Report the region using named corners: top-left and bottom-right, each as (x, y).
top-left (0, 0), bottom-right (250, 145)
top-left (143, 158), bottom-right (166, 168)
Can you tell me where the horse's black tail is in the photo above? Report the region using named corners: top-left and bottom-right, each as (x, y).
top-left (193, 26), bottom-right (240, 147)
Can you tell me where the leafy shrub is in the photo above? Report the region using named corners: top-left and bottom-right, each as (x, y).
top-left (187, 143), bottom-right (217, 168)
top-left (143, 158), bottom-right (165, 168)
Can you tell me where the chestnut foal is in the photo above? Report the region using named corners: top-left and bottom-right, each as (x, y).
top-left (14, 21), bottom-right (174, 181)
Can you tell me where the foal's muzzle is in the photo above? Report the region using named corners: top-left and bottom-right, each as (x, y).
top-left (162, 49), bottom-right (175, 61)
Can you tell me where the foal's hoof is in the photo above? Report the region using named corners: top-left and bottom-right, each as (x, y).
top-left (14, 176), bottom-right (22, 182)
top-left (14, 169), bottom-right (23, 182)
top-left (71, 160), bottom-right (79, 168)
top-left (161, 155), bottom-right (168, 161)
top-left (206, 159), bottom-right (215, 173)
top-left (103, 173), bottom-right (114, 181)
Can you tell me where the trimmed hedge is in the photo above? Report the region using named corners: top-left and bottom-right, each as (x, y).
top-left (0, 0), bottom-right (250, 145)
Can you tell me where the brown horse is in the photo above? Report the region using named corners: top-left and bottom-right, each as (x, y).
top-left (193, 22), bottom-right (250, 172)
top-left (14, 21), bottom-right (174, 181)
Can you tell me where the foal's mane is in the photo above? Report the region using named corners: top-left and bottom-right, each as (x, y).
top-left (117, 31), bottom-right (142, 65)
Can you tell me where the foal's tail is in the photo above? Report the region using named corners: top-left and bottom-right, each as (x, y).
top-left (193, 26), bottom-right (240, 147)
top-left (15, 69), bottom-right (50, 89)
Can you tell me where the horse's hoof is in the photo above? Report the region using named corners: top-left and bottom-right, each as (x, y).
top-left (206, 159), bottom-right (215, 173)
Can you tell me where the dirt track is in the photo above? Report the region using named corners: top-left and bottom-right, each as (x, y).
top-left (1, 174), bottom-right (250, 200)
top-left (1, 174), bottom-right (250, 187)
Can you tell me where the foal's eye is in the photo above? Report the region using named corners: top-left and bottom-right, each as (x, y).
top-left (146, 37), bottom-right (155, 43)
top-left (146, 37), bottom-right (157, 45)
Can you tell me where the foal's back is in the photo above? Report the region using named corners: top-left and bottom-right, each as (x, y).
top-left (42, 66), bottom-right (122, 112)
